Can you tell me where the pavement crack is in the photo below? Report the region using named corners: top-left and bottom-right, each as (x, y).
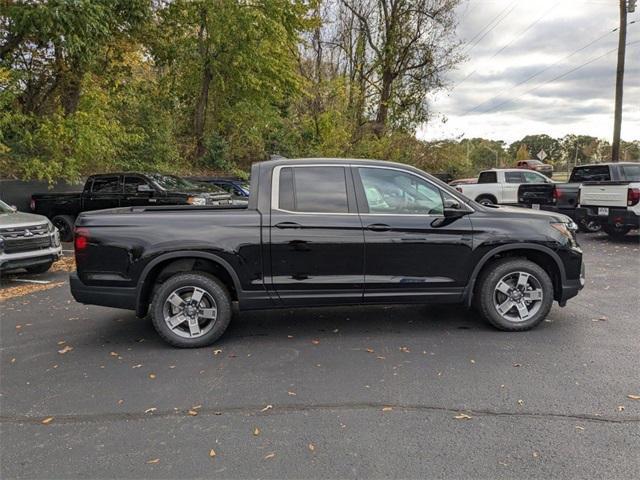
top-left (1, 402), bottom-right (638, 426)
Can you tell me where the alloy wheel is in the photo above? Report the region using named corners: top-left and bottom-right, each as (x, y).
top-left (492, 271), bottom-right (543, 323)
top-left (162, 286), bottom-right (217, 339)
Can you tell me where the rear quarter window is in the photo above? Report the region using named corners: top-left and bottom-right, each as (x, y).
top-left (570, 166), bottom-right (611, 182)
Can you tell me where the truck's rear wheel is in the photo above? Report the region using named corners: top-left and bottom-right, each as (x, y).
top-left (602, 225), bottom-right (631, 240)
top-left (476, 195), bottom-right (496, 206)
top-left (578, 219), bottom-right (601, 233)
top-left (52, 215), bottom-right (75, 242)
top-left (151, 272), bottom-right (232, 348)
top-left (477, 258), bottom-right (553, 331)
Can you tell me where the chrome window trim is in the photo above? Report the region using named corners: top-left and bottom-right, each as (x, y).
top-left (270, 163), bottom-right (474, 216)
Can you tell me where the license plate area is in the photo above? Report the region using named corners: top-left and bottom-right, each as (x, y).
top-left (532, 204), bottom-right (540, 210)
top-left (598, 207), bottom-right (609, 216)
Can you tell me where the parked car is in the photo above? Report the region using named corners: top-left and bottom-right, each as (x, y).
top-left (0, 199), bottom-right (62, 273)
top-left (516, 159), bottom-right (553, 178)
top-left (517, 163), bottom-right (635, 233)
top-left (70, 158), bottom-right (584, 348)
top-left (575, 162), bottom-right (640, 239)
top-left (31, 173), bottom-right (233, 241)
top-left (449, 177), bottom-right (477, 187)
top-left (191, 177), bottom-right (250, 198)
top-left (455, 168), bottom-right (553, 205)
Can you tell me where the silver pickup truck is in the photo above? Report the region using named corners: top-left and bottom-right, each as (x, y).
top-left (0, 200), bottom-right (62, 274)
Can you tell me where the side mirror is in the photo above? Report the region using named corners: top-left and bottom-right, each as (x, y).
top-left (137, 184), bottom-right (154, 193)
top-left (442, 198), bottom-right (470, 218)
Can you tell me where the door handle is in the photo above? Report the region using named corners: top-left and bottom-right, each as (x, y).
top-left (275, 221), bottom-right (302, 229)
top-left (366, 223), bottom-right (391, 232)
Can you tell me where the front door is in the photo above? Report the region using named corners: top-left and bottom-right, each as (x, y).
top-left (269, 165), bottom-right (365, 306)
top-left (353, 166), bottom-right (474, 304)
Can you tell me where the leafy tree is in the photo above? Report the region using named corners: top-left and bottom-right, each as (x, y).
top-left (515, 144), bottom-right (529, 161)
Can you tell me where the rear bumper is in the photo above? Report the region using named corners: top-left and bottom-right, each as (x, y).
top-left (575, 207), bottom-right (640, 228)
top-left (70, 273), bottom-right (137, 311)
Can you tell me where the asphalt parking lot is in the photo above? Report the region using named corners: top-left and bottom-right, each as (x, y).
top-left (1, 233), bottom-right (639, 479)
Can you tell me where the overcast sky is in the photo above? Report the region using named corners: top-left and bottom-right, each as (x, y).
top-left (417, 0), bottom-right (640, 144)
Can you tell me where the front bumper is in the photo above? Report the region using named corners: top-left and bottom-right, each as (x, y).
top-left (0, 245), bottom-right (62, 271)
top-left (558, 261), bottom-right (585, 306)
top-left (70, 273), bottom-right (137, 311)
top-left (575, 207), bottom-right (640, 228)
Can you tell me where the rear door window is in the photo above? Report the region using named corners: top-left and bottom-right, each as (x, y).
top-left (91, 176), bottom-right (121, 193)
top-left (505, 171), bottom-right (525, 183)
top-left (620, 164), bottom-right (640, 181)
top-left (278, 166), bottom-right (349, 213)
top-left (478, 171), bottom-right (497, 184)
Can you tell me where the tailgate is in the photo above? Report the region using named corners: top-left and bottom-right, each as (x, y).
top-left (580, 183), bottom-right (628, 207)
top-left (518, 183), bottom-right (554, 205)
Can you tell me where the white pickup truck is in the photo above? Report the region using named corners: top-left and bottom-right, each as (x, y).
top-left (576, 162), bottom-right (640, 239)
top-left (454, 169), bottom-right (553, 205)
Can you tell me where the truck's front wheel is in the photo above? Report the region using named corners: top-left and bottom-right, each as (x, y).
top-left (52, 215), bottom-right (75, 242)
top-left (602, 225), bottom-right (631, 240)
top-left (151, 272), bottom-right (232, 348)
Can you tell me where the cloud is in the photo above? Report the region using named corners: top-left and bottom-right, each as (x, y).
top-left (420, 0), bottom-right (640, 143)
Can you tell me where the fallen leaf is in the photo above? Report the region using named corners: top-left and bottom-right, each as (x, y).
top-left (365, 348), bottom-right (374, 353)
top-left (376, 356), bottom-right (386, 360)
top-left (209, 449), bottom-right (216, 458)
top-left (144, 407), bottom-right (157, 414)
top-left (617, 405), bottom-right (625, 412)
top-left (253, 427), bottom-right (260, 436)
top-left (627, 394), bottom-right (640, 400)
top-left (132, 364), bottom-right (143, 369)
top-left (118, 399), bottom-right (124, 405)
top-left (192, 405), bottom-right (202, 410)
top-left (454, 413), bottom-right (472, 420)
top-left (287, 391), bottom-right (296, 396)
top-left (382, 406), bottom-right (393, 412)
top-left (261, 404), bottom-right (273, 412)
top-left (57, 340), bottom-right (66, 345)
top-left (10, 358), bottom-right (16, 364)
top-left (470, 359), bottom-right (475, 364)
top-left (575, 426), bottom-right (585, 431)
top-left (532, 452), bottom-right (539, 459)
top-left (58, 345), bottom-right (73, 354)
top-left (517, 399), bottom-right (524, 406)
top-left (146, 458), bottom-right (160, 464)
top-left (110, 351), bottom-right (119, 357)
top-left (513, 363), bottom-right (522, 367)
top-left (311, 339), bottom-right (320, 345)
top-left (187, 410), bottom-right (198, 416)
top-left (41, 416), bottom-right (54, 425)
top-left (308, 443), bottom-right (316, 452)
top-left (213, 349), bottom-right (222, 355)
top-left (399, 346), bottom-right (410, 353)
top-left (148, 373), bottom-right (156, 379)
top-left (264, 452), bottom-right (276, 460)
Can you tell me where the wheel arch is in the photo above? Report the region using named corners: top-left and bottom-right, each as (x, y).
top-left (475, 194), bottom-right (498, 204)
top-left (465, 243), bottom-right (566, 306)
top-left (136, 252), bottom-right (242, 317)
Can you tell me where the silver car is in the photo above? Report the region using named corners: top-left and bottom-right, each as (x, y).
top-left (0, 200), bottom-right (62, 274)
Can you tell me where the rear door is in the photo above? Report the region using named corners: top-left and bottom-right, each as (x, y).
top-left (84, 176), bottom-right (122, 211)
top-left (503, 171), bottom-right (525, 203)
top-left (353, 166), bottom-right (474, 304)
top-left (269, 165), bottom-right (365, 305)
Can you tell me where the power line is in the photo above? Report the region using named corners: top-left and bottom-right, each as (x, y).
top-left (456, 1), bottom-right (561, 88)
top-left (463, 21), bottom-right (637, 115)
top-left (472, 39), bottom-right (640, 115)
top-left (460, 0), bottom-right (518, 55)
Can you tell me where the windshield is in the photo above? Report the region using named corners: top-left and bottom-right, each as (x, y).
top-left (148, 174), bottom-right (199, 190)
top-left (0, 199), bottom-right (15, 213)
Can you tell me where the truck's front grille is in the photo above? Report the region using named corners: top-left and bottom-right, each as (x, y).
top-left (1, 224), bottom-right (51, 254)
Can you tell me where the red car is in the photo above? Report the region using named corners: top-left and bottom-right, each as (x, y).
top-left (516, 159), bottom-right (553, 178)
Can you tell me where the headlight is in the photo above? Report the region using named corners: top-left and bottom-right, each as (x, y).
top-left (187, 196), bottom-right (206, 206)
top-left (47, 220), bottom-right (55, 233)
top-left (550, 222), bottom-right (576, 241)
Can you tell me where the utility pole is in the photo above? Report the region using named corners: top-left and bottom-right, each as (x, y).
top-left (612, 0), bottom-right (634, 162)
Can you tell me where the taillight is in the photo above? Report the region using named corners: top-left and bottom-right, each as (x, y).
top-left (74, 227), bottom-right (89, 251)
top-left (552, 187), bottom-right (562, 203)
top-left (628, 188), bottom-right (640, 206)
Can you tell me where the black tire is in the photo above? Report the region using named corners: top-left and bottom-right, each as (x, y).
top-left (476, 195), bottom-right (497, 206)
top-left (25, 261), bottom-right (54, 274)
top-left (476, 258), bottom-right (553, 331)
top-left (602, 224), bottom-right (631, 240)
top-left (577, 219), bottom-right (601, 233)
top-left (150, 272), bottom-right (232, 348)
top-left (52, 214), bottom-right (75, 242)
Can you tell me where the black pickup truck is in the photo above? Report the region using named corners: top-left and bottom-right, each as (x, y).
top-left (70, 158), bottom-right (585, 348)
top-left (517, 163), bottom-right (628, 232)
top-left (31, 173), bottom-right (232, 241)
